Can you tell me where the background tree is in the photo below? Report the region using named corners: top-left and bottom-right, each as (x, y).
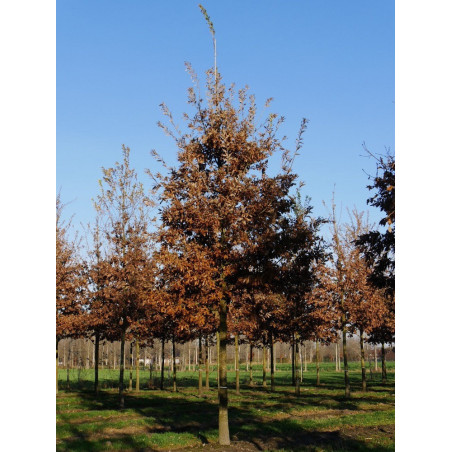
top-left (355, 149), bottom-right (395, 382)
top-left (94, 146), bottom-right (154, 408)
top-left (56, 194), bottom-right (85, 393)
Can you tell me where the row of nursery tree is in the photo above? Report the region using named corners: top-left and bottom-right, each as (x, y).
top-left (57, 335), bottom-right (392, 391)
top-left (56, 10), bottom-right (394, 443)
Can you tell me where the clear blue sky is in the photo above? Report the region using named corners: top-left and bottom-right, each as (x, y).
top-left (57, 0), bottom-right (394, 232)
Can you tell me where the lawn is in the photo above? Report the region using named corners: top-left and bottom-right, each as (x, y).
top-left (56, 363), bottom-right (395, 451)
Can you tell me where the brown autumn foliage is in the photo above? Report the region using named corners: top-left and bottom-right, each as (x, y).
top-left (150, 63), bottom-right (307, 443)
top-left (94, 145), bottom-right (156, 407)
top-left (56, 193), bottom-right (85, 341)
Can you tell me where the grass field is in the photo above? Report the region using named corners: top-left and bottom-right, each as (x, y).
top-left (56, 362), bottom-right (395, 451)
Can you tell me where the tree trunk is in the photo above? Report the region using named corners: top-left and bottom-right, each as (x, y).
top-left (56, 338), bottom-right (59, 394)
top-left (291, 334), bottom-right (295, 386)
top-left (160, 338), bottom-right (165, 390)
top-left (205, 339), bottom-right (210, 390)
top-left (304, 344), bottom-right (307, 372)
top-left (300, 342), bottom-right (303, 384)
top-left (342, 314), bottom-right (350, 398)
top-left (198, 336), bottom-right (203, 396)
top-left (129, 341), bottom-right (133, 391)
top-left (172, 335), bottom-right (177, 392)
top-left (262, 343), bottom-right (267, 388)
top-left (94, 332), bottom-right (100, 395)
top-left (235, 334), bottom-right (240, 394)
top-left (381, 342), bottom-right (387, 384)
top-left (188, 344), bottom-right (191, 372)
top-left (270, 334), bottom-right (275, 392)
top-left (295, 335), bottom-right (300, 396)
top-left (374, 345), bottom-right (378, 371)
top-left (119, 327), bottom-right (126, 409)
top-left (136, 341), bottom-right (140, 392)
top-left (246, 343), bottom-right (249, 371)
top-left (335, 342), bottom-right (339, 372)
top-left (66, 341), bottom-right (71, 389)
top-left (249, 344), bottom-right (254, 386)
top-left (360, 329), bottom-right (366, 391)
top-left (218, 297), bottom-right (230, 445)
top-left (217, 331), bottom-right (220, 389)
top-left (316, 339), bottom-right (320, 386)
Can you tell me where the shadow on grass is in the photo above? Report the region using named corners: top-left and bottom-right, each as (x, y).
top-left (57, 388), bottom-right (394, 452)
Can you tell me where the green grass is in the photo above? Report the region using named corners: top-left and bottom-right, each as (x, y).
top-left (57, 363), bottom-right (395, 451)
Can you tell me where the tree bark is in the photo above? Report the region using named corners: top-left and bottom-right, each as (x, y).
top-left (270, 334), bottom-right (275, 392)
top-left (335, 342), bottom-right (339, 372)
top-left (295, 335), bottom-right (300, 396)
top-left (315, 339), bottom-right (320, 386)
top-left (249, 344), bottom-right (254, 386)
top-left (374, 345), bottom-right (378, 371)
top-left (217, 331), bottom-right (220, 389)
top-left (381, 342), bottom-right (387, 384)
top-left (136, 341), bottom-right (140, 392)
top-left (205, 339), bottom-right (210, 390)
top-left (66, 341), bottom-right (71, 389)
top-left (198, 336), bottom-right (203, 396)
top-left (235, 334), bottom-right (240, 394)
top-left (304, 344), bottom-right (307, 372)
top-left (94, 332), bottom-right (100, 395)
top-left (291, 334), bottom-right (295, 386)
top-left (160, 338), bottom-right (165, 390)
top-left (129, 341), bottom-right (133, 391)
top-left (360, 329), bottom-right (366, 391)
top-left (342, 314), bottom-right (350, 398)
top-left (119, 327), bottom-right (126, 409)
top-left (218, 297), bottom-right (230, 445)
top-left (172, 335), bottom-right (177, 392)
top-left (188, 343), bottom-right (191, 372)
top-left (262, 343), bottom-right (267, 388)
top-left (300, 342), bottom-right (303, 384)
top-left (56, 338), bottom-right (59, 394)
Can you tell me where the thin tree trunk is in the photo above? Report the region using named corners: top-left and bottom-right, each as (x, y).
top-left (316, 339), bottom-right (320, 386)
top-left (374, 345), bottom-right (378, 371)
top-left (270, 334), bottom-right (275, 392)
top-left (246, 343), bottom-right (249, 371)
top-left (188, 344), bottom-right (191, 372)
top-left (235, 334), bottom-right (240, 394)
top-left (342, 313), bottom-right (350, 398)
top-left (335, 342), bottom-right (339, 372)
top-left (129, 341), bottom-right (133, 391)
top-left (381, 342), bottom-right (387, 384)
top-left (360, 329), bottom-right (366, 391)
top-left (160, 338), bottom-right (165, 390)
top-left (217, 331), bottom-right (220, 389)
top-left (218, 297), bottom-right (230, 445)
top-left (66, 341), bottom-right (71, 389)
top-left (101, 342), bottom-right (104, 370)
top-left (136, 341), bottom-right (140, 392)
top-left (249, 344), bottom-right (254, 386)
top-left (300, 342), bottom-right (303, 384)
top-left (198, 336), bottom-right (203, 396)
top-left (56, 338), bottom-right (59, 394)
top-left (262, 343), bottom-right (267, 388)
top-left (149, 349), bottom-right (154, 387)
top-left (291, 334), bottom-right (295, 386)
top-left (172, 335), bottom-right (177, 392)
top-left (295, 335), bottom-right (300, 396)
top-left (94, 332), bottom-right (100, 395)
top-left (205, 338), bottom-right (210, 390)
top-left (304, 344), bottom-right (307, 372)
top-left (119, 327), bottom-right (126, 409)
